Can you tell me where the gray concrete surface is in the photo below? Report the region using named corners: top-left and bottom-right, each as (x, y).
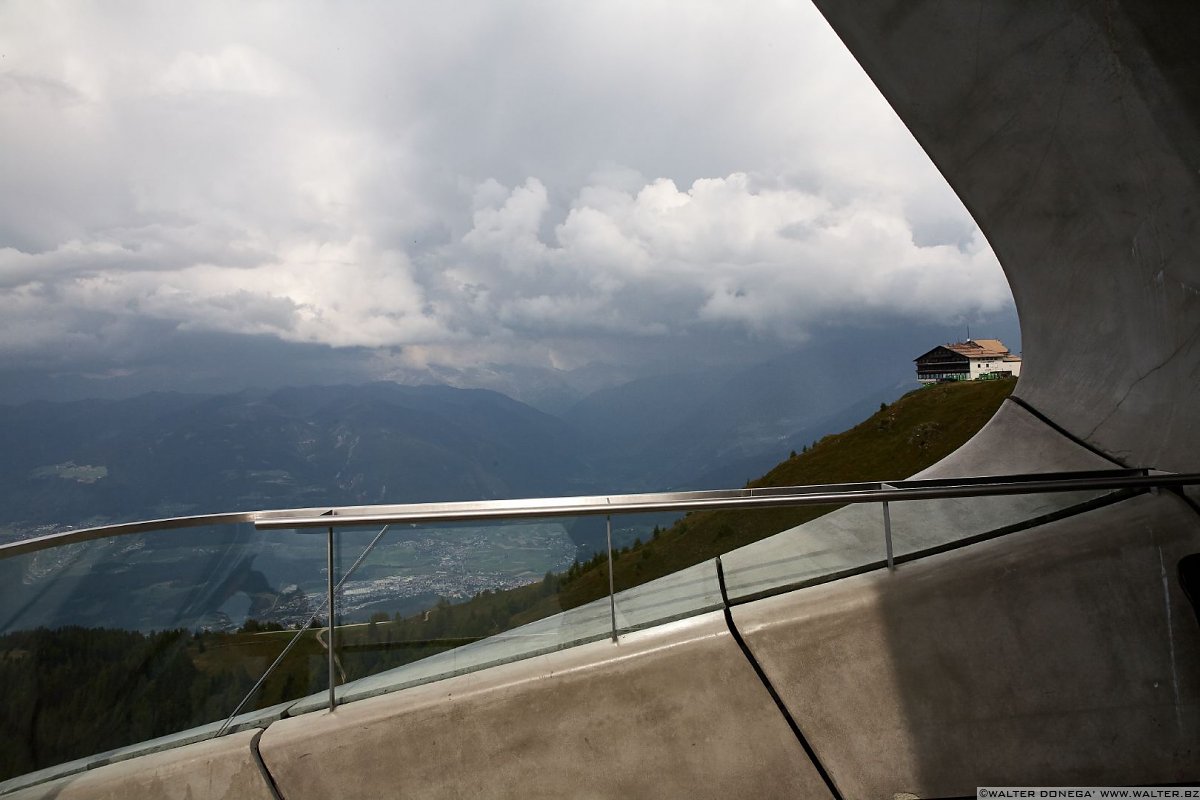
top-left (260, 612), bottom-right (834, 800)
top-left (0, 701), bottom-right (289, 796)
top-left (734, 491), bottom-right (1200, 797)
top-left (3, 730), bottom-right (275, 800)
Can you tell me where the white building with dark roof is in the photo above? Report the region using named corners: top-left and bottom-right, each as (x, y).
top-left (914, 338), bottom-right (1022, 383)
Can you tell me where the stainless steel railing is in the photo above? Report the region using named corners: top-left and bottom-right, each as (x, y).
top-left (1, 467), bottom-right (1182, 560)
top-left (252, 469), bottom-right (1182, 529)
top-left (2, 467), bottom-right (1197, 738)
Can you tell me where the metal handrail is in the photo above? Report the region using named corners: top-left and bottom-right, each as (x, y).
top-left (1, 468), bottom-right (1193, 559)
top-left (3, 467), bottom-right (1197, 746)
top-left (0, 510), bottom-right (266, 559)
top-left (256, 470), bottom-right (1195, 528)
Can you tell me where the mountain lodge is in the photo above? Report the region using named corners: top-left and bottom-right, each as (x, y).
top-left (914, 338), bottom-right (1022, 383)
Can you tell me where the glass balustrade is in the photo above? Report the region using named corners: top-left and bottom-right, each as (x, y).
top-left (719, 480), bottom-right (1122, 603)
top-left (0, 522), bottom-right (328, 786)
top-left (291, 516), bottom-right (625, 712)
top-left (1, 468), bottom-right (1189, 793)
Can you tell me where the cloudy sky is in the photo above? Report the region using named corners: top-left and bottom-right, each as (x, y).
top-left (0, 1), bottom-right (1016, 402)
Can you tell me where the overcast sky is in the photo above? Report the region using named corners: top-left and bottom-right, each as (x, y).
top-left (0, 1), bottom-right (1016, 401)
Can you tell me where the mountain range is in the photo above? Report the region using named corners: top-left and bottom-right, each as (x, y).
top-left (0, 325), bottom-right (1001, 537)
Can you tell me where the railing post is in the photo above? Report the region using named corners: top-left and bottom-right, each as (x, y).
top-left (327, 524), bottom-right (337, 711)
top-left (215, 523), bottom-right (390, 738)
top-left (606, 512), bottom-right (616, 642)
top-left (881, 484), bottom-right (895, 571)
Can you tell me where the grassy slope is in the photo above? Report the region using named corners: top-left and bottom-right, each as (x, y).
top-left (509, 377), bottom-right (1017, 623)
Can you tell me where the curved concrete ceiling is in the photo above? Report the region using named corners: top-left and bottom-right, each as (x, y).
top-left (812, 0), bottom-right (1200, 475)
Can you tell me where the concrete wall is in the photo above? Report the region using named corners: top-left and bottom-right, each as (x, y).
top-left (258, 613), bottom-right (834, 800)
top-left (811, 0), bottom-right (1200, 473)
top-left (967, 357), bottom-right (1018, 380)
top-left (4, 731), bottom-right (275, 800)
top-left (736, 492), bottom-right (1200, 797)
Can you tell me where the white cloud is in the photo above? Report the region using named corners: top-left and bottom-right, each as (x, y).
top-left (428, 171), bottom-right (1009, 345)
top-left (157, 45), bottom-right (298, 97)
top-left (0, 0), bottom-right (1015, 384)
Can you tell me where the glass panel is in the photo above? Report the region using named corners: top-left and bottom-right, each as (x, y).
top-left (609, 512), bottom-right (723, 634)
top-left (886, 488), bottom-right (1110, 557)
top-left (0, 523), bottom-right (329, 785)
top-left (304, 517), bottom-right (589, 712)
top-left (720, 502), bottom-right (884, 601)
top-left (302, 508), bottom-right (732, 712)
top-left (721, 488), bottom-right (1113, 602)
top-left (612, 560), bottom-right (724, 634)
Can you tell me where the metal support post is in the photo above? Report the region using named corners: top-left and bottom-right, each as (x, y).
top-left (882, 499), bottom-right (895, 571)
top-left (327, 525), bottom-right (337, 711)
top-left (606, 513), bottom-right (617, 642)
